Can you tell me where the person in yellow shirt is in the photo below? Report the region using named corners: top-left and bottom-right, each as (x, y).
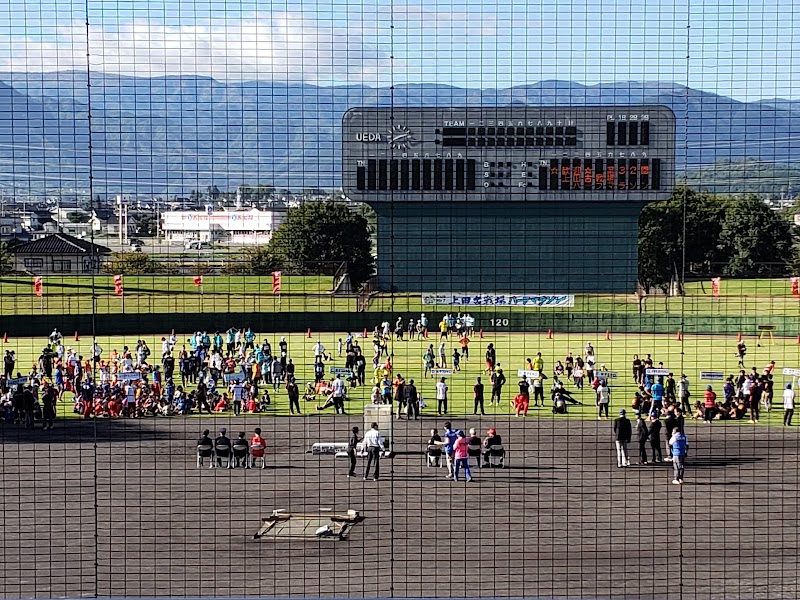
top-left (439, 318), bottom-right (449, 339)
top-left (533, 352), bottom-right (544, 373)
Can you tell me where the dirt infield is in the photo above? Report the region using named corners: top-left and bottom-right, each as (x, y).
top-left (1, 415), bottom-right (799, 600)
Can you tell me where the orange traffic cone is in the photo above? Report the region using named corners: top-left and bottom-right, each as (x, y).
top-left (796, 335), bottom-right (800, 345)
top-left (605, 329), bottom-right (611, 341)
top-left (2, 332), bottom-right (6, 343)
top-left (479, 328), bottom-right (484, 339)
top-left (363, 327), bottom-right (367, 338)
top-left (547, 329), bottom-right (553, 340)
top-left (307, 328), bottom-right (312, 339)
top-left (676, 330), bottom-right (683, 341)
top-left (74, 331), bottom-right (79, 341)
top-left (737, 332), bottom-right (742, 342)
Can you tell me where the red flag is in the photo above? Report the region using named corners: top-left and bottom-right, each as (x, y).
top-left (33, 276), bottom-right (43, 298)
top-left (193, 275), bottom-right (203, 287)
top-left (113, 274), bottom-right (123, 296)
top-left (711, 277), bottom-right (721, 298)
top-left (792, 277), bottom-right (800, 298)
top-left (272, 271), bottom-right (281, 294)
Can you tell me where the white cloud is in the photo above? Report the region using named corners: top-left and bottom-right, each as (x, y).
top-left (0, 14), bottom-right (394, 84)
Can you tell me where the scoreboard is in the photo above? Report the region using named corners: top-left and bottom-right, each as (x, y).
top-left (342, 106), bottom-right (675, 202)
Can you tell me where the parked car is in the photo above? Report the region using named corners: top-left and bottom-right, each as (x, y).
top-left (184, 240), bottom-right (213, 250)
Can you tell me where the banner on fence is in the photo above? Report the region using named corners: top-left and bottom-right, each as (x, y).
top-left (421, 293), bottom-right (574, 307)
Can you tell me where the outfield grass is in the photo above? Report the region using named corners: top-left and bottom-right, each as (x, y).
top-left (5, 330), bottom-right (800, 425)
top-left (1, 275), bottom-right (797, 316)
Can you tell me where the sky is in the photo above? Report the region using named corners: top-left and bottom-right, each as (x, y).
top-left (0, 0), bottom-right (797, 100)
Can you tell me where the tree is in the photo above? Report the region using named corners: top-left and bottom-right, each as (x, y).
top-left (0, 241), bottom-right (12, 274)
top-left (254, 201), bottom-right (375, 289)
top-left (718, 196), bottom-right (794, 276)
top-left (103, 252), bottom-right (166, 275)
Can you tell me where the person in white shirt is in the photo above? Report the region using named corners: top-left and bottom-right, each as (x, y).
top-left (161, 337), bottom-right (171, 357)
top-left (331, 375), bottom-right (346, 414)
top-left (436, 377), bottom-right (449, 415)
top-left (362, 422), bottom-right (384, 480)
top-left (312, 341), bottom-right (327, 360)
top-left (230, 381), bottom-right (245, 416)
top-left (783, 383), bottom-right (795, 426)
top-left (91, 342), bottom-right (102, 362)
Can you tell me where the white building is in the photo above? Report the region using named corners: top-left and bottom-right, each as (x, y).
top-left (161, 208), bottom-right (287, 245)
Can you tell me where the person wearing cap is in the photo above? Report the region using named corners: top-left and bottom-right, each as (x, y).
top-left (613, 409), bottom-right (632, 467)
top-left (482, 427), bottom-right (503, 467)
top-left (703, 385), bottom-right (717, 423)
top-left (783, 383), bottom-right (795, 426)
top-left (362, 422), bottom-right (384, 481)
top-left (669, 427), bottom-right (689, 484)
top-left (648, 412), bottom-right (663, 463)
top-left (196, 429), bottom-right (214, 468)
top-left (452, 430), bottom-right (473, 482)
top-left (635, 410), bottom-right (649, 464)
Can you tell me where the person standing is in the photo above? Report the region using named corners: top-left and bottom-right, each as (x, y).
top-left (678, 374), bottom-right (691, 414)
top-left (452, 430), bottom-right (473, 482)
top-left (347, 426), bottom-right (360, 477)
top-left (362, 422), bottom-right (383, 481)
top-left (490, 368), bottom-right (506, 405)
top-left (635, 411), bottom-right (649, 464)
top-left (331, 374), bottom-right (346, 415)
top-left (438, 422), bottom-right (458, 479)
top-left (596, 381), bottom-right (610, 420)
top-left (784, 383), bottom-right (796, 426)
top-left (436, 377), bottom-right (448, 415)
top-left (473, 377), bottom-right (485, 415)
top-left (648, 412), bottom-right (663, 463)
top-left (286, 378), bottom-right (301, 415)
top-left (669, 427), bottom-right (688, 484)
top-left (613, 409), bottom-right (632, 468)
top-left (41, 383), bottom-right (57, 430)
top-left (404, 379), bottom-right (419, 420)
top-left (230, 380), bottom-right (244, 416)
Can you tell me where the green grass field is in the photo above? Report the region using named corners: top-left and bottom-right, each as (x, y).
top-left (1, 275), bottom-right (797, 316)
top-left (6, 330), bottom-right (800, 424)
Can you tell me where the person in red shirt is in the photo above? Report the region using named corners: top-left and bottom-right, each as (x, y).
top-left (250, 428), bottom-right (267, 468)
top-left (703, 385), bottom-right (717, 423)
top-left (514, 393), bottom-right (529, 417)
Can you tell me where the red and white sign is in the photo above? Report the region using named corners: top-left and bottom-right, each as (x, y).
top-left (33, 276), bottom-right (43, 298)
top-left (113, 274), bottom-right (123, 296)
top-left (193, 275), bottom-right (203, 287)
top-left (792, 277), bottom-right (800, 298)
top-left (272, 271), bottom-right (282, 294)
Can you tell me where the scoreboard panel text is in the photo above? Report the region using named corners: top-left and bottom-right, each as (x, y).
top-left (342, 106), bottom-right (675, 202)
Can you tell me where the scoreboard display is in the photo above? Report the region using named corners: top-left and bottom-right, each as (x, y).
top-left (342, 106), bottom-right (675, 202)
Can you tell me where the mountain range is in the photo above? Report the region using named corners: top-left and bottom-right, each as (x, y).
top-left (0, 72), bottom-right (797, 195)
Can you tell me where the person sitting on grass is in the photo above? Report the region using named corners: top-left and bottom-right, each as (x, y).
top-left (692, 401), bottom-right (704, 420)
top-left (553, 392), bottom-right (568, 414)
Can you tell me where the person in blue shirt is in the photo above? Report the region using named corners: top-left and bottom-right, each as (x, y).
top-left (669, 427), bottom-right (688, 484)
top-left (651, 380), bottom-right (665, 413)
top-left (226, 328), bottom-right (237, 355)
top-left (213, 332), bottom-right (223, 352)
top-left (434, 421), bottom-right (458, 480)
top-left (244, 328), bottom-right (256, 350)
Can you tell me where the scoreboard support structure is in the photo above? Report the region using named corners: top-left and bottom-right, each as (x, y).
top-left (342, 106), bottom-right (676, 294)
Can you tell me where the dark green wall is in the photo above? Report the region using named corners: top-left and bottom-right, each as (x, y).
top-left (3, 311), bottom-right (798, 339)
top-left (370, 201), bottom-right (645, 293)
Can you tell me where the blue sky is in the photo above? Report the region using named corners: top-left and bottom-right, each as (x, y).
top-left (0, 0), bottom-right (797, 100)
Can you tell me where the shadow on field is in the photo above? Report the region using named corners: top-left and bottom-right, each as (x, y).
top-left (684, 455), bottom-right (765, 468)
top-left (0, 418), bottom-right (177, 444)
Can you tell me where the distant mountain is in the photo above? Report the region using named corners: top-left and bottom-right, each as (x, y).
top-left (0, 72), bottom-right (797, 195)
top-left (684, 160), bottom-right (800, 197)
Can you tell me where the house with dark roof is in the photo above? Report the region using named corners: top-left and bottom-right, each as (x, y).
top-left (10, 233), bottom-right (112, 274)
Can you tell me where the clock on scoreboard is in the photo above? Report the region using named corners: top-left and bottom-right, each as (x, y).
top-left (342, 106), bottom-right (675, 202)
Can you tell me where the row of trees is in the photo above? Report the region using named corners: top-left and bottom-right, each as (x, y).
top-left (638, 188), bottom-right (797, 294)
